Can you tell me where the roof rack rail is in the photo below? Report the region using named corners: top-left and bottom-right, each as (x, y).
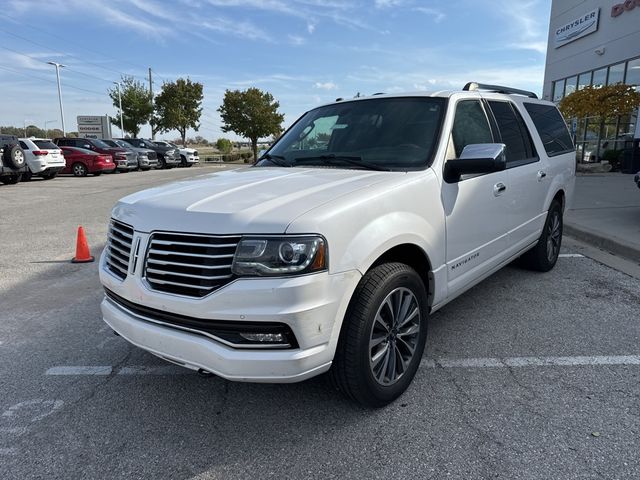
top-left (463, 82), bottom-right (538, 99)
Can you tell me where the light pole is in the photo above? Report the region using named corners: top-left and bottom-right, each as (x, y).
top-left (47, 62), bottom-right (66, 136)
top-left (44, 120), bottom-right (57, 137)
top-left (113, 81), bottom-right (124, 136)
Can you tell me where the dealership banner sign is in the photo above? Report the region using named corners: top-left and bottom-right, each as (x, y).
top-left (555, 8), bottom-right (600, 48)
top-left (77, 115), bottom-right (112, 139)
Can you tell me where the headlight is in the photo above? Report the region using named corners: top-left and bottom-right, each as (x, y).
top-left (232, 236), bottom-right (327, 277)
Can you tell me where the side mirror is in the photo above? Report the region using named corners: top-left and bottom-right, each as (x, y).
top-left (443, 143), bottom-right (506, 183)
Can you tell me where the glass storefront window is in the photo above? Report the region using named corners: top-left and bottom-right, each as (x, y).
top-left (564, 76), bottom-right (577, 96)
top-left (553, 78), bottom-right (565, 102)
top-left (578, 71), bottom-right (591, 90)
top-left (592, 68), bottom-right (607, 87)
top-left (626, 58), bottom-right (640, 87)
top-left (608, 62), bottom-right (625, 85)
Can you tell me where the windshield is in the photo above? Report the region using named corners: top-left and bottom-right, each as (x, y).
top-left (262, 97), bottom-right (446, 171)
top-left (114, 140), bottom-right (133, 148)
top-left (102, 140), bottom-right (118, 148)
top-left (91, 139), bottom-right (111, 149)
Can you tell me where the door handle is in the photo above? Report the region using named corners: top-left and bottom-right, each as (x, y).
top-left (493, 182), bottom-right (507, 196)
top-left (537, 170), bottom-right (547, 180)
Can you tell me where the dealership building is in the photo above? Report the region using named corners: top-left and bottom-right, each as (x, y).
top-left (543, 0), bottom-right (640, 162)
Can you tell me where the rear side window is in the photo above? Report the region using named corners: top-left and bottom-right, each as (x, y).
top-left (19, 141), bottom-right (29, 149)
top-left (523, 103), bottom-right (574, 156)
top-left (34, 140), bottom-right (58, 149)
top-left (487, 101), bottom-right (537, 166)
top-left (451, 100), bottom-right (493, 157)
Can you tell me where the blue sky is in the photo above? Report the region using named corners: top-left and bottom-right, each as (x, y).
top-left (1, 0), bottom-right (551, 141)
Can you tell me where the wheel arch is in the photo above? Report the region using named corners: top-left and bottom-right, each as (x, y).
top-left (367, 243), bottom-right (435, 307)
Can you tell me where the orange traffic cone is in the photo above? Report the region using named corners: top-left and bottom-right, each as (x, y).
top-left (72, 226), bottom-right (95, 263)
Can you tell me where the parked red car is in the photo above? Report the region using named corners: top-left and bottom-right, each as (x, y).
top-left (60, 147), bottom-right (116, 176)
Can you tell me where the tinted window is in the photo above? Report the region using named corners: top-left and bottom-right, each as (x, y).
top-left (488, 101), bottom-right (536, 166)
top-left (34, 140), bottom-right (58, 149)
top-left (524, 103), bottom-right (574, 156)
top-left (451, 100), bottom-right (493, 157)
top-left (19, 141), bottom-right (28, 149)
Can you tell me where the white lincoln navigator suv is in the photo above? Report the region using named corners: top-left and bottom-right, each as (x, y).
top-left (100, 83), bottom-right (575, 407)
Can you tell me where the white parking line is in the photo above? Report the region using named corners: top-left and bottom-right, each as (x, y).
top-left (45, 366), bottom-right (112, 376)
top-left (421, 355), bottom-right (640, 368)
top-left (44, 355), bottom-right (640, 376)
top-left (45, 365), bottom-right (192, 376)
top-left (558, 253), bottom-right (585, 258)
top-left (118, 366), bottom-right (193, 375)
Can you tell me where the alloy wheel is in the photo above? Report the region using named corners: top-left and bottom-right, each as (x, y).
top-left (369, 287), bottom-right (421, 386)
top-left (546, 212), bottom-right (561, 262)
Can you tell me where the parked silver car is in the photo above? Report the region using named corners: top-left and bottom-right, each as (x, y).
top-left (102, 139), bottom-right (158, 170)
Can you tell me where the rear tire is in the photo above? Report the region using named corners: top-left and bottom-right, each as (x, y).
top-left (519, 200), bottom-right (563, 272)
top-left (0, 174), bottom-right (22, 185)
top-left (72, 162), bottom-right (88, 177)
top-left (330, 262), bottom-right (428, 408)
top-left (41, 171), bottom-right (57, 180)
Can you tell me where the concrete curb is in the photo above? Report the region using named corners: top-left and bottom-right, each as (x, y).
top-left (564, 222), bottom-right (640, 264)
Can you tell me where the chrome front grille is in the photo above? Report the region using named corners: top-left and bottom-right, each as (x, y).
top-left (144, 232), bottom-right (240, 297)
top-left (106, 220), bottom-right (134, 280)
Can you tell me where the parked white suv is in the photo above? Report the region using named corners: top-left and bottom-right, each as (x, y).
top-left (154, 141), bottom-right (200, 167)
top-left (19, 138), bottom-right (66, 180)
top-left (99, 83), bottom-right (575, 406)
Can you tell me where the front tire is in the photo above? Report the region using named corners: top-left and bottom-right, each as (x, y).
top-left (158, 157), bottom-right (166, 169)
top-left (519, 200), bottom-right (563, 272)
top-left (330, 262), bottom-right (428, 408)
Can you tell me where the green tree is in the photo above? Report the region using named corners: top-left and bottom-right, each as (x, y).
top-left (559, 84), bottom-right (640, 120)
top-left (153, 78), bottom-right (204, 146)
top-left (108, 76), bottom-right (153, 137)
top-left (218, 88), bottom-right (284, 162)
top-left (560, 84), bottom-right (640, 159)
top-left (215, 138), bottom-right (233, 154)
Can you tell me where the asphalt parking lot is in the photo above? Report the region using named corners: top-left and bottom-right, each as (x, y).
top-left (1, 166), bottom-right (639, 480)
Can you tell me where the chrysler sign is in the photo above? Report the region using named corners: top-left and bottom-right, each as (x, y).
top-left (555, 8), bottom-right (600, 48)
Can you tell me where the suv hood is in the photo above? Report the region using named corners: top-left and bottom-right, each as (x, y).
top-left (113, 166), bottom-right (403, 234)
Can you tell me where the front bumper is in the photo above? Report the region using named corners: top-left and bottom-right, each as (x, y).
top-left (99, 248), bottom-right (361, 382)
top-left (116, 160), bottom-right (136, 171)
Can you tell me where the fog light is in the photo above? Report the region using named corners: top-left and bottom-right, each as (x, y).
top-left (239, 332), bottom-right (286, 343)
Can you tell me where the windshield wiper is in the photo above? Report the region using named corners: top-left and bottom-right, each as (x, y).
top-left (293, 154), bottom-right (390, 171)
top-left (259, 153), bottom-right (291, 167)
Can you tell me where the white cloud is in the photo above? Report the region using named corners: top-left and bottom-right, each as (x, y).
top-left (314, 81), bottom-right (337, 90)
top-left (414, 7), bottom-right (445, 23)
top-left (307, 22), bottom-right (316, 34)
top-left (288, 35), bottom-right (306, 45)
top-left (374, 0), bottom-right (405, 7)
